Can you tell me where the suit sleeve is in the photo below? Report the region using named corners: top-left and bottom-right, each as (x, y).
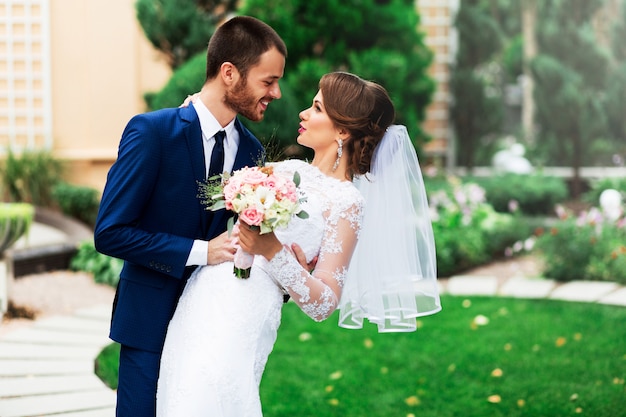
top-left (94, 113), bottom-right (194, 279)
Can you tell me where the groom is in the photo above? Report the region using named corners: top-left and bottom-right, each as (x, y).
top-left (95, 16), bottom-right (287, 417)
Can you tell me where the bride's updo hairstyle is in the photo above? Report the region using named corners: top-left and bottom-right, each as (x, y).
top-left (319, 72), bottom-right (395, 179)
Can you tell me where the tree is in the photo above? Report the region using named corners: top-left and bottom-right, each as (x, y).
top-left (531, 0), bottom-right (610, 197)
top-left (135, 0), bottom-right (238, 69)
top-left (605, 0), bottom-right (626, 148)
top-left (450, 0), bottom-right (505, 170)
top-left (520, 0), bottom-right (537, 144)
top-left (240, 0), bottom-right (435, 147)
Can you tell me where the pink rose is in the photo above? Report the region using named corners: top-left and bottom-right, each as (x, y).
top-left (239, 167), bottom-right (268, 185)
top-left (239, 207), bottom-right (264, 226)
top-left (263, 174), bottom-right (278, 191)
top-left (275, 176), bottom-right (297, 202)
top-left (223, 177), bottom-right (243, 202)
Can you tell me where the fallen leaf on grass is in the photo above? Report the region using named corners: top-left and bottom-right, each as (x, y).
top-left (329, 371), bottom-right (342, 380)
top-left (405, 395), bottom-right (420, 406)
top-left (487, 394), bottom-right (501, 403)
top-left (298, 332), bottom-right (312, 342)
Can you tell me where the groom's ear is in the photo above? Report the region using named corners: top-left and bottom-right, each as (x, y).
top-left (220, 62), bottom-right (240, 86)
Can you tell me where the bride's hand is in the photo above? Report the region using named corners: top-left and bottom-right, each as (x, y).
top-left (179, 92), bottom-right (200, 108)
top-left (238, 222), bottom-right (282, 260)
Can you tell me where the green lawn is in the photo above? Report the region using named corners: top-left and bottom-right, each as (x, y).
top-left (96, 295), bottom-right (626, 416)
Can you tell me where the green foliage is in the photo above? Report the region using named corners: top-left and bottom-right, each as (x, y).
top-left (451, 0), bottom-right (505, 169)
top-left (51, 182), bottom-right (100, 227)
top-left (531, 52), bottom-right (609, 165)
top-left (0, 203), bottom-right (34, 254)
top-left (95, 296), bottom-right (626, 416)
top-left (470, 173), bottom-right (569, 215)
top-left (453, 0), bottom-right (626, 171)
top-left (427, 177), bottom-right (534, 276)
top-left (135, 0), bottom-right (238, 69)
top-left (146, 53), bottom-right (206, 110)
top-left (95, 342), bottom-right (121, 389)
top-left (70, 241), bottom-right (122, 287)
top-left (241, 0), bottom-right (435, 145)
top-left (583, 177), bottom-right (626, 206)
top-left (0, 149), bottom-right (63, 206)
top-left (534, 206), bottom-right (626, 284)
top-left (451, 68), bottom-right (504, 168)
top-left (529, 1), bottom-right (615, 196)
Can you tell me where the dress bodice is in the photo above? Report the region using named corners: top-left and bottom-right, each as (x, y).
top-left (266, 159), bottom-right (364, 264)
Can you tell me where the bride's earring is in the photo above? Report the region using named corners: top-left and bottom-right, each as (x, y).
top-left (332, 139), bottom-right (343, 171)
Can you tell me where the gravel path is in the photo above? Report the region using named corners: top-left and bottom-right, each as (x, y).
top-left (0, 270), bottom-right (115, 335)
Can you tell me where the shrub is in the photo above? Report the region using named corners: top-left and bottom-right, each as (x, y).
top-left (0, 203), bottom-right (34, 254)
top-left (52, 182), bottom-right (100, 227)
top-left (534, 205), bottom-right (626, 284)
top-left (70, 241), bottom-right (122, 287)
top-left (583, 177), bottom-right (626, 206)
top-left (429, 177), bottom-right (534, 276)
top-left (0, 149), bottom-right (63, 206)
top-left (469, 173), bottom-right (569, 216)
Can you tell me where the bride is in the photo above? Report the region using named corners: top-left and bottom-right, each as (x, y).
top-left (156, 72), bottom-right (440, 416)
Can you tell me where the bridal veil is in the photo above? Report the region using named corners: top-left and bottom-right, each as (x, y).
top-left (338, 125), bottom-right (441, 332)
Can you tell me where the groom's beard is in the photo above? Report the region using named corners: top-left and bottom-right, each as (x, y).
top-left (224, 78), bottom-right (265, 122)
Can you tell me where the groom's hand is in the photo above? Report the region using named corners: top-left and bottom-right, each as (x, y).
top-left (291, 243), bottom-right (318, 274)
top-left (207, 230), bottom-right (238, 265)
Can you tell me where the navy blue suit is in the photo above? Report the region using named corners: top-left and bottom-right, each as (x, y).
top-left (94, 103), bottom-right (263, 416)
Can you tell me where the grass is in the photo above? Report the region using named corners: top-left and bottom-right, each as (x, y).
top-left (96, 295), bottom-right (626, 416)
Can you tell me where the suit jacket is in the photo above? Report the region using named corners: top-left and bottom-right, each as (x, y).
top-left (94, 103), bottom-right (264, 352)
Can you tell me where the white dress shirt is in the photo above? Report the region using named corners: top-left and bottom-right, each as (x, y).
top-left (187, 99), bottom-right (241, 266)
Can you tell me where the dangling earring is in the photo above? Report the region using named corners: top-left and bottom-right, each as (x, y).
top-left (332, 139), bottom-right (343, 171)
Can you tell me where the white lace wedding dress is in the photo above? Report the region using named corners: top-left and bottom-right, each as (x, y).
top-left (156, 159), bottom-right (364, 417)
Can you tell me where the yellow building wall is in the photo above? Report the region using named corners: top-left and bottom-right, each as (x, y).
top-left (50, 0), bottom-right (170, 191)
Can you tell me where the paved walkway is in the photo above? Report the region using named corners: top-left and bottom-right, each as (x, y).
top-left (0, 304), bottom-right (116, 417)
top-left (0, 225), bottom-right (625, 416)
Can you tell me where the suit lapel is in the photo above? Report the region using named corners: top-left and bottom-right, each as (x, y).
top-left (181, 104), bottom-right (211, 237)
top-left (181, 104), bottom-right (206, 180)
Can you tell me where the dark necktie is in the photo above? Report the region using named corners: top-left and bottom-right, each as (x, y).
top-left (208, 130), bottom-right (226, 179)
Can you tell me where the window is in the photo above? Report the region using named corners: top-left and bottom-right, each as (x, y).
top-left (0, 0), bottom-right (51, 153)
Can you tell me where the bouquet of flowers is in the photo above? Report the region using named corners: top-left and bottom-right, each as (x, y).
top-left (199, 165), bottom-right (308, 278)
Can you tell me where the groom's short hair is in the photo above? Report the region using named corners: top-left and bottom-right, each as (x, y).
top-left (205, 16), bottom-right (287, 81)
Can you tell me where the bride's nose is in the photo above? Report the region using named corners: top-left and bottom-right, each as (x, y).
top-left (299, 108), bottom-right (309, 121)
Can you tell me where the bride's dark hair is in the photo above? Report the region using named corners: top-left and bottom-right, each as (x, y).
top-left (319, 72), bottom-right (395, 179)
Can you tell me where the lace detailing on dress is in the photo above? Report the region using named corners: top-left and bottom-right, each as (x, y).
top-left (267, 248), bottom-right (338, 321)
top-left (265, 160), bottom-right (364, 322)
top-left (268, 248), bottom-right (311, 302)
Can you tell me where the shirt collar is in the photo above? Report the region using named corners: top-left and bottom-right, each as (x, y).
top-left (193, 99), bottom-right (237, 142)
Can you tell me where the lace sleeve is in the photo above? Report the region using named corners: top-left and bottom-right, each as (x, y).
top-left (266, 199), bottom-right (363, 321)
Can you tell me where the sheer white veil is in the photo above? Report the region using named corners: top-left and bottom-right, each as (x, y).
top-left (338, 125), bottom-right (441, 332)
